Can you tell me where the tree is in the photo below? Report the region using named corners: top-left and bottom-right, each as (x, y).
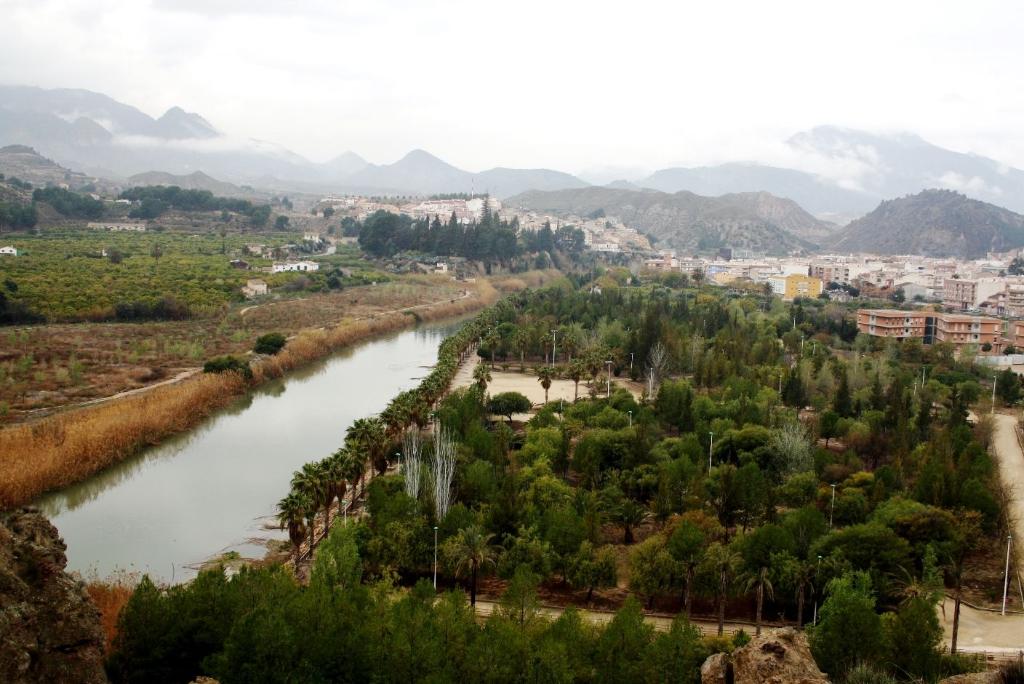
top-left (567, 359), bottom-right (586, 401)
top-left (444, 525), bottom-right (497, 606)
top-left (612, 499), bottom-right (650, 544)
top-left (818, 410), bottom-right (840, 449)
top-left (594, 597), bottom-right (654, 681)
top-left (253, 332), bottom-right (287, 355)
top-left (667, 520), bottom-right (706, 615)
top-left (702, 542), bottom-right (741, 636)
top-left (537, 366), bottom-right (555, 404)
top-left (276, 491), bottom-right (309, 564)
top-left (473, 363), bottom-right (491, 392)
top-left (431, 425), bottom-right (457, 520)
top-left (810, 572), bottom-right (886, 678)
top-left (772, 420), bottom-right (814, 474)
top-left (346, 416), bottom-right (388, 476)
top-left (274, 215), bottom-right (289, 230)
top-left (488, 392), bottom-right (532, 423)
top-left (886, 596), bottom-right (942, 680)
top-left (629, 535), bottom-right (674, 607)
top-left (996, 367), bottom-right (1021, 405)
top-left (566, 541), bottom-right (617, 603)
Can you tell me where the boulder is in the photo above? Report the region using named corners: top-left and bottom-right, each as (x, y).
top-left (0, 508), bottom-right (107, 683)
top-left (701, 628), bottom-right (830, 684)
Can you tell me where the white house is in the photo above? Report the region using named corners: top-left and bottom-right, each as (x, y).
top-left (272, 260), bottom-right (320, 273)
top-left (87, 221), bottom-right (147, 232)
top-left (0, 246), bottom-right (17, 256)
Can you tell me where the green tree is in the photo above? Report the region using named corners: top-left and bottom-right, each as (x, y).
top-left (537, 366), bottom-right (555, 404)
top-left (667, 520), bottom-right (707, 615)
top-left (444, 525), bottom-right (497, 606)
top-left (810, 572), bottom-right (886, 678)
top-left (488, 391), bottom-right (532, 423)
top-left (566, 541), bottom-right (617, 603)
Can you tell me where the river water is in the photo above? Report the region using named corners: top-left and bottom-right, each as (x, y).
top-left (36, 317), bottom-right (467, 583)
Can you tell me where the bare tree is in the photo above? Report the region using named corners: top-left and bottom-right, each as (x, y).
top-left (402, 429), bottom-right (423, 499)
top-left (772, 420), bottom-right (813, 475)
top-left (431, 425), bottom-right (456, 520)
top-left (646, 341), bottom-right (670, 394)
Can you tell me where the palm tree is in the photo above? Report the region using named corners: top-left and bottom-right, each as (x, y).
top-left (291, 462), bottom-right (329, 551)
top-left (567, 360), bottom-right (585, 401)
top-left (473, 363), bottom-right (492, 392)
top-left (613, 500), bottom-right (650, 544)
top-left (741, 565), bottom-right (775, 636)
top-left (782, 556), bottom-right (816, 628)
top-left (537, 366), bottom-right (555, 404)
top-left (347, 416), bottom-right (388, 476)
top-left (276, 491), bottom-right (309, 565)
top-left (704, 542), bottom-right (741, 636)
top-left (446, 526), bottom-right (497, 606)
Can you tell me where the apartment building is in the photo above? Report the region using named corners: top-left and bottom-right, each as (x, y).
top-left (857, 309), bottom-right (1002, 352)
top-left (942, 277), bottom-right (1003, 311)
top-left (810, 262), bottom-right (851, 285)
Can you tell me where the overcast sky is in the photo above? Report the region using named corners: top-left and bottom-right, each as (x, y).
top-left (3, 0), bottom-right (1024, 176)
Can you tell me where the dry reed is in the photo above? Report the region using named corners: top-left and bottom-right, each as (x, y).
top-left (0, 290), bottom-right (494, 509)
top-left (83, 570), bottom-right (139, 653)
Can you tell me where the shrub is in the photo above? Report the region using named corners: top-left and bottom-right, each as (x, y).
top-left (203, 355), bottom-right (252, 380)
top-left (253, 332), bottom-right (287, 355)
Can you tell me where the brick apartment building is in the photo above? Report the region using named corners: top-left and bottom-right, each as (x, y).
top-left (857, 309), bottom-right (1003, 352)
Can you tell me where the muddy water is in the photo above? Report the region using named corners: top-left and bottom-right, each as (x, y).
top-left (36, 317), bottom-right (467, 582)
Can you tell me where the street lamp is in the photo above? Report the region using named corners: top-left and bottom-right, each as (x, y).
top-left (829, 484), bottom-right (837, 529)
top-left (433, 526), bottom-right (439, 590)
top-left (629, 352), bottom-right (634, 372)
top-left (551, 329), bottom-right (558, 365)
top-left (605, 360), bottom-right (613, 398)
top-left (628, 410), bottom-right (632, 427)
top-left (708, 431), bottom-right (714, 474)
top-left (813, 554), bottom-right (823, 626)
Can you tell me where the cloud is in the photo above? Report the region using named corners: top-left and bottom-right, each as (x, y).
top-left (935, 171), bottom-right (1003, 195)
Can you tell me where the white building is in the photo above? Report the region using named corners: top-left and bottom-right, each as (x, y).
top-left (272, 260), bottom-right (320, 273)
top-left (592, 242), bottom-right (620, 253)
top-left (0, 246), bottom-right (17, 256)
top-left (241, 279), bottom-right (269, 298)
top-left (87, 221), bottom-right (147, 232)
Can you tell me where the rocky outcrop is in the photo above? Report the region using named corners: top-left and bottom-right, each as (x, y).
top-left (938, 673), bottom-right (1001, 684)
top-left (701, 628), bottom-right (830, 684)
top-left (0, 508), bottom-right (107, 683)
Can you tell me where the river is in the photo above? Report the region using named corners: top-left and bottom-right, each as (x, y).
top-left (36, 317), bottom-right (468, 583)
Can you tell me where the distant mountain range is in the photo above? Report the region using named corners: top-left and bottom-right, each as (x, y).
top-left (509, 187), bottom-right (835, 255)
top-left (828, 189), bottom-right (1024, 258)
top-left (126, 170), bottom-right (255, 197)
top-left (8, 84), bottom-right (1024, 235)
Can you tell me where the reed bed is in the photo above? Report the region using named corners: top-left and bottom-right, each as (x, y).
top-left (0, 290), bottom-right (492, 509)
top-left (83, 571), bottom-right (139, 654)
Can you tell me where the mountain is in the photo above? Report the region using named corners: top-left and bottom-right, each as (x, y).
top-left (508, 186), bottom-right (833, 255)
top-left (637, 162), bottom-right (874, 220)
top-left (340, 149), bottom-right (588, 197)
top-left (829, 189), bottom-right (1024, 258)
top-left (126, 170), bottom-right (251, 197)
top-left (0, 144), bottom-right (94, 188)
top-left (153, 106), bottom-right (219, 139)
top-left (320, 151), bottom-right (369, 180)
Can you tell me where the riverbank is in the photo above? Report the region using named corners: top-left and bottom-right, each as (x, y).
top-left (0, 278), bottom-right (505, 510)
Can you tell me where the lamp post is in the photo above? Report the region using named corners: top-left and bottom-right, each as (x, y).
top-left (992, 375), bottom-right (998, 415)
top-left (551, 329), bottom-right (558, 365)
top-left (813, 554), bottom-right (823, 626)
top-left (433, 526), bottom-right (439, 590)
top-left (343, 497), bottom-right (348, 524)
top-left (605, 360), bottom-right (613, 398)
top-left (630, 352), bottom-right (634, 372)
top-left (628, 410), bottom-right (632, 427)
top-left (829, 484), bottom-right (837, 529)
top-left (1003, 534), bottom-right (1013, 616)
top-left (708, 432), bottom-right (714, 474)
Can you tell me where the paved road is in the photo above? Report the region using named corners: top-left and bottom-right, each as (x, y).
top-left (943, 412), bottom-right (1024, 654)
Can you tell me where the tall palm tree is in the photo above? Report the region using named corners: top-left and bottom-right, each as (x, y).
top-left (704, 542), bottom-right (741, 636)
top-left (473, 363), bottom-right (492, 392)
top-left (567, 360), bottom-right (585, 401)
top-left (276, 491), bottom-right (309, 565)
top-left (537, 366), bottom-right (555, 404)
top-left (291, 462), bottom-right (329, 551)
top-left (741, 565), bottom-right (775, 636)
top-left (347, 416), bottom-right (388, 476)
top-left (446, 525), bottom-right (497, 606)
top-left (336, 447), bottom-right (365, 503)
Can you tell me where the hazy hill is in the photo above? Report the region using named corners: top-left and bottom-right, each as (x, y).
top-left (126, 170), bottom-right (251, 197)
top-left (829, 189), bottom-right (1024, 257)
top-left (0, 144), bottom-right (94, 188)
top-left (509, 186), bottom-right (832, 255)
top-left (637, 162), bottom-right (874, 219)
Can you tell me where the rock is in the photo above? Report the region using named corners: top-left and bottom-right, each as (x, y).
top-left (701, 628), bottom-right (830, 684)
top-left (700, 652), bottom-right (729, 684)
top-left (0, 508), bottom-right (107, 683)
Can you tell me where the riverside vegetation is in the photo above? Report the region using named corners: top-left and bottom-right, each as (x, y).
top-left (103, 278), bottom-right (1013, 683)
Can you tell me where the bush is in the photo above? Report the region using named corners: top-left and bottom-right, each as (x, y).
top-left (253, 332), bottom-right (287, 355)
top-left (203, 355), bottom-right (252, 380)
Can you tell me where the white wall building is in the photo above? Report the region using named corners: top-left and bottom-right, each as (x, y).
top-left (0, 246), bottom-right (17, 256)
top-left (272, 260), bottom-right (320, 273)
